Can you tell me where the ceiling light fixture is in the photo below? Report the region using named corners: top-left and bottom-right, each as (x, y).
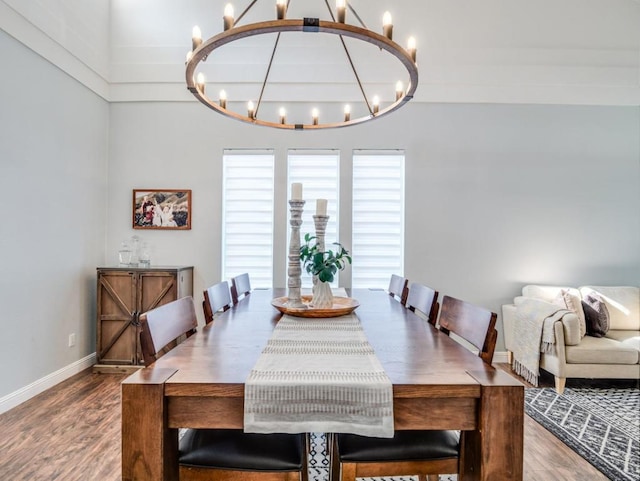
top-left (185, 0), bottom-right (419, 130)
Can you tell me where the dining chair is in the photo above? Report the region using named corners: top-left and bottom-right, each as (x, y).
top-left (438, 295), bottom-right (498, 365)
top-left (388, 274), bottom-right (409, 304)
top-left (139, 297), bottom-right (309, 481)
top-left (139, 296), bottom-right (198, 365)
top-left (203, 280), bottom-right (233, 324)
top-left (405, 282), bottom-right (439, 326)
top-left (332, 295), bottom-right (498, 481)
top-left (230, 272), bottom-right (252, 304)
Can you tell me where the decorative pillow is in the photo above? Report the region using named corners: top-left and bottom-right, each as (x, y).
top-left (552, 291), bottom-right (567, 309)
top-left (561, 289), bottom-right (587, 338)
top-left (581, 292), bottom-right (610, 338)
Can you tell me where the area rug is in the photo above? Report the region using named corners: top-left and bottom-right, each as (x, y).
top-left (525, 380), bottom-right (640, 481)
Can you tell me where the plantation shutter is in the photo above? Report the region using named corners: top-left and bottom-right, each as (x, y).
top-left (351, 150), bottom-right (405, 288)
top-left (222, 150), bottom-right (275, 288)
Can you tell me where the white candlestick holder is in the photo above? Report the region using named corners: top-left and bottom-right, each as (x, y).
top-left (287, 199), bottom-right (306, 308)
top-left (313, 214), bottom-right (329, 252)
top-left (311, 214), bottom-right (330, 305)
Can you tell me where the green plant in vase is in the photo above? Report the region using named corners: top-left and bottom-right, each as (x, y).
top-left (299, 233), bottom-right (352, 308)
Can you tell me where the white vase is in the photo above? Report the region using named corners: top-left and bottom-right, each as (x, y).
top-left (311, 281), bottom-right (333, 309)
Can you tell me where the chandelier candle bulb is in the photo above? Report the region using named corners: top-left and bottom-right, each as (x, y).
top-left (247, 100), bottom-right (255, 119)
top-left (336, 0), bottom-right (346, 23)
top-left (312, 108), bottom-right (319, 125)
top-left (291, 182), bottom-right (303, 200)
top-left (344, 104), bottom-right (351, 122)
top-left (276, 0), bottom-right (286, 20)
top-left (196, 73), bottom-right (206, 92)
top-left (407, 36), bottom-right (417, 62)
top-left (395, 81), bottom-right (404, 101)
top-left (372, 96), bottom-right (380, 114)
top-left (219, 90), bottom-right (227, 109)
top-left (191, 26), bottom-right (202, 51)
top-left (316, 198), bottom-right (328, 216)
top-left (223, 3), bottom-right (235, 30)
top-left (382, 11), bottom-right (393, 40)
top-left (279, 107), bottom-right (286, 124)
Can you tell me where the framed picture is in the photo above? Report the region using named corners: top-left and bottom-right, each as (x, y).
top-left (133, 189), bottom-right (192, 230)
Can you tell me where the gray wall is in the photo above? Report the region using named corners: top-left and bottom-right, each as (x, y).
top-left (108, 101), bottom-right (640, 351)
top-left (1, 24), bottom-right (639, 401)
top-left (0, 30), bottom-right (109, 398)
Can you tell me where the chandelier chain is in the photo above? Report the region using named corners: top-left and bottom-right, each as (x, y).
top-left (235, 0), bottom-right (259, 26)
top-left (323, 0), bottom-right (372, 114)
top-left (347, 3), bottom-right (368, 29)
top-left (255, 32), bottom-right (282, 118)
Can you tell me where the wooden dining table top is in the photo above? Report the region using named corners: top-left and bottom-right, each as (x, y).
top-left (154, 288), bottom-right (491, 393)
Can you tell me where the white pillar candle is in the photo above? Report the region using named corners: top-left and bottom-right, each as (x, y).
top-left (316, 198), bottom-right (327, 216)
top-left (291, 183), bottom-right (303, 200)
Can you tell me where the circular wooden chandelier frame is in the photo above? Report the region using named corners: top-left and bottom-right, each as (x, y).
top-left (185, 19), bottom-right (418, 130)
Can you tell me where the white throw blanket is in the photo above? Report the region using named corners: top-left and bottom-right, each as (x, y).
top-left (512, 299), bottom-right (572, 386)
top-left (244, 313), bottom-right (394, 437)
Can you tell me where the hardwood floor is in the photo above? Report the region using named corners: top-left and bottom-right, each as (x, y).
top-left (0, 365), bottom-right (609, 481)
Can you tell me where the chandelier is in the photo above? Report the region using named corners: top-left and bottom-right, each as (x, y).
top-left (185, 0), bottom-right (419, 130)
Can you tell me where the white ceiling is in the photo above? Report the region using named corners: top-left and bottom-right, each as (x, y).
top-left (1, 0), bottom-right (639, 106)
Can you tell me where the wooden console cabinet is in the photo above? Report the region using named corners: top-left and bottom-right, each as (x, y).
top-left (95, 266), bottom-right (193, 371)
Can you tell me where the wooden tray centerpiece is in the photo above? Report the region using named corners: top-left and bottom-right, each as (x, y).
top-left (271, 295), bottom-right (359, 318)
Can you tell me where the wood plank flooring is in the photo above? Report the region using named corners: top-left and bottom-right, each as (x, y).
top-left (0, 365), bottom-right (609, 481)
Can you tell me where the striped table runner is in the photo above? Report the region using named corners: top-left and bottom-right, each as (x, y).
top-left (244, 313), bottom-right (394, 437)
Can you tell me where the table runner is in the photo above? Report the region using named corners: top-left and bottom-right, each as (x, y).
top-left (244, 312), bottom-right (394, 437)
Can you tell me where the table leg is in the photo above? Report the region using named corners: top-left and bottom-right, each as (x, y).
top-left (462, 372), bottom-right (524, 481)
top-left (122, 368), bottom-right (179, 481)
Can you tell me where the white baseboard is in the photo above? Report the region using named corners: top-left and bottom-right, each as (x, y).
top-left (493, 351), bottom-right (509, 364)
top-left (0, 352), bottom-right (96, 415)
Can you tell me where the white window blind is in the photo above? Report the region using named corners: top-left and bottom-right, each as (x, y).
top-left (288, 150), bottom-right (340, 287)
top-left (222, 150), bottom-right (274, 288)
top-left (352, 150), bottom-right (405, 288)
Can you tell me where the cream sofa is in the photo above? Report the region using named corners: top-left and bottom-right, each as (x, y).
top-left (503, 285), bottom-right (640, 393)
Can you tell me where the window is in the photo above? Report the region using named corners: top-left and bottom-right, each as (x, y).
top-left (288, 150), bottom-right (340, 287)
top-left (221, 149), bottom-right (404, 289)
top-left (351, 150), bottom-right (405, 288)
top-left (222, 150), bottom-right (274, 287)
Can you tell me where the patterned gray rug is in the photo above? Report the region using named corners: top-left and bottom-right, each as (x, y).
top-left (525, 379), bottom-right (640, 481)
top-left (306, 432), bottom-right (456, 481)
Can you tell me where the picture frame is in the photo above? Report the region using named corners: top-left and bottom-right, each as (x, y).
top-left (133, 189), bottom-right (192, 230)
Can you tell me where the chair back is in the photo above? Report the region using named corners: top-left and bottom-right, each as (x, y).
top-left (230, 273), bottom-right (252, 304)
top-left (438, 295), bottom-right (498, 365)
top-left (388, 274), bottom-right (409, 304)
top-left (203, 281), bottom-right (232, 324)
top-left (139, 296), bottom-right (197, 365)
top-left (406, 282), bottom-right (439, 325)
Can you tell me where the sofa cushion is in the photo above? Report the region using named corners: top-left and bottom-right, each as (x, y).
top-left (565, 335), bottom-right (639, 365)
top-left (580, 286), bottom-right (640, 331)
top-left (605, 330), bottom-right (640, 353)
top-left (582, 292), bottom-right (610, 338)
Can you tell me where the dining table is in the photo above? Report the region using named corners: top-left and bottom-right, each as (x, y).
top-left (121, 288), bottom-right (524, 481)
